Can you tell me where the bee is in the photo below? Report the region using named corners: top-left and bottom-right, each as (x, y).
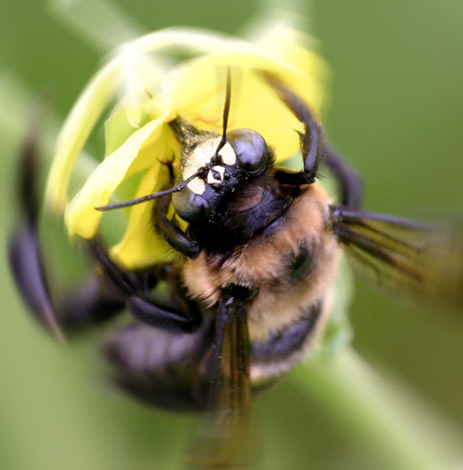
top-left (9, 69), bottom-right (463, 466)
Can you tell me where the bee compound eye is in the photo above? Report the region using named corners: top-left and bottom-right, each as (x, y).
top-left (227, 129), bottom-right (269, 173)
top-left (172, 186), bottom-right (210, 222)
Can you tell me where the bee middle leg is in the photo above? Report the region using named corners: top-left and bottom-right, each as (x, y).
top-left (322, 146), bottom-right (363, 209)
top-left (89, 241), bottom-right (202, 333)
top-left (9, 216), bottom-right (200, 339)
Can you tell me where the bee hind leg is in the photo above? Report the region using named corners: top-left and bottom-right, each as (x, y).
top-left (8, 220), bottom-right (126, 341)
top-left (9, 220), bottom-right (201, 339)
top-left (9, 216), bottom-right (65, 340)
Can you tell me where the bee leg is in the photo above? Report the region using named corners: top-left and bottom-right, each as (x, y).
top-left (59, 278), bottom-right (126, 333)
top-left (9, 216), bottom-right (65, 340)
top-left (157, 215), bottom-right (200, 258)
top-left (89, 241), bottom-right (202, 333)
top-left (8, 118), bottom-right (64, 339)
top-left (262, 73), bottom-right (322, 185)
top-left (8, 118), bottom-right (127, 340)
top-left (8, 221), bottom-right (126, 341)
top-left (323, 146), bottom-right (363, 209)
top-left (153, 196), bottom-right (201, 258)
top-left (127, 294), bottom-right (202, 333)
top-left (262, 73), bottom-right (363, 208)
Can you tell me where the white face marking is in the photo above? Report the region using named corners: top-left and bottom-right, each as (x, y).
top-left (187, 174), bottom-right (206, 195)
top-left (207, 165), bottom-right (225, 184)
top-left (183, 137), bottom-right (236, 195)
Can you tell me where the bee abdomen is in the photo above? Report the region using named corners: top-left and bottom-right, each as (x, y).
top-left (104, 319), bottom-right (214, 411)
top-left (250, 301), bottom-right (323, 386)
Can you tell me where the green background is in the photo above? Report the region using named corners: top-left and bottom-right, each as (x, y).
top-left (1, 0), bottom-right (463, 469)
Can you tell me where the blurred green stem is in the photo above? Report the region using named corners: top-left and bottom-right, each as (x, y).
top-left (293, 348), bottom-right (444, 470)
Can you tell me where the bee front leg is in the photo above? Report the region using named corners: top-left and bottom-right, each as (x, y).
top-left (154, 196), bottom-right (201, 259)
top-left (157, 215), bottom-right (200, 259)
top-left (262, 72), bottom-right (322, 185)
top-left (262, 73), bottom-right (363, 209)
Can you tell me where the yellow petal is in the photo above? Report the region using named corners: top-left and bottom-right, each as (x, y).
top-left (256, 24), bottom-right (331, 113)
top-left (111, 126), bottom-right (181, 268)
top-left (53, 25), bottom-right (331, 269)
top-left (171, 47), bottom-right (328, 162)
top-left (47, 26), bottom-right (232, 208)
top-left (65, 117), bottom-right (169, 239)
top-left (45, 41), bottom-right (167, 214)
top-left (45, 60), bottom-right (122, 214)
top-left (46, 26), bottom-right (327, 213)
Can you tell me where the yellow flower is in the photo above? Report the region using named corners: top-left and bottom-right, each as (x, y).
top-left (45, 24), bottom-right (330, 269)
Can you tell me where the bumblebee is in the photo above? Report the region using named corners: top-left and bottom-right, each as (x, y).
top-left (9, 68), bottom-right (462, 465)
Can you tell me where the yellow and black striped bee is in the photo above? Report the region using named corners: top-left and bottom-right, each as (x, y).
top-left (8, 69), bottom-right (463, 465)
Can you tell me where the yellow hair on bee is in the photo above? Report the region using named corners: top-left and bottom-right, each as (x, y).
top-left (182, 183), bottom-right (340, 343)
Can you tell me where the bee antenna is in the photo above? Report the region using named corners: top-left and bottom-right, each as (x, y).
top-left (214, 66), bottom-right (231, 158)
top-left (95, 170), bottom-right (202, 211)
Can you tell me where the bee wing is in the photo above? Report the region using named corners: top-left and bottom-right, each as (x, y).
top-left (329, 205), bottom-right (463, 305)
top-left (188, 290), bottom-right (252, 467)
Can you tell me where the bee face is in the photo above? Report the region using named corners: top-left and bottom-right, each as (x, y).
top-left (173, 129), bottom-right (271, 223)
top-left (181, 136), bottom-right (237, 194)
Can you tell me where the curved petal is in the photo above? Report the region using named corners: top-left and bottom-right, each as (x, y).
top-left (45, 60), bottom-right (123, 214)
top-left (65, 117), bottom-right (169, 239)
top-left (110, 167), bottom-right (174, 268)
top-left (45, 39), bottom-right (169, 214)
top-left (255, 24), bottom-right (331, 108)
top-left (170, 30), bottom-right (329, 162)
top-left (55, 24), bottom-right (332, 268)
top-left (111, 126), bottom-right (181, 268)
top-left (46, 26), bottom-right (324, 212)
top-left (44, 28), bottom-right (209, 214)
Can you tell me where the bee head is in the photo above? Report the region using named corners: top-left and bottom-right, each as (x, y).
top-left (173, 129), bottom-right (270, 222)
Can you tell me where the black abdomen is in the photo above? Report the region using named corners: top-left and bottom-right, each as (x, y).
top-left (104, 300), bottom-right (323, 411)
